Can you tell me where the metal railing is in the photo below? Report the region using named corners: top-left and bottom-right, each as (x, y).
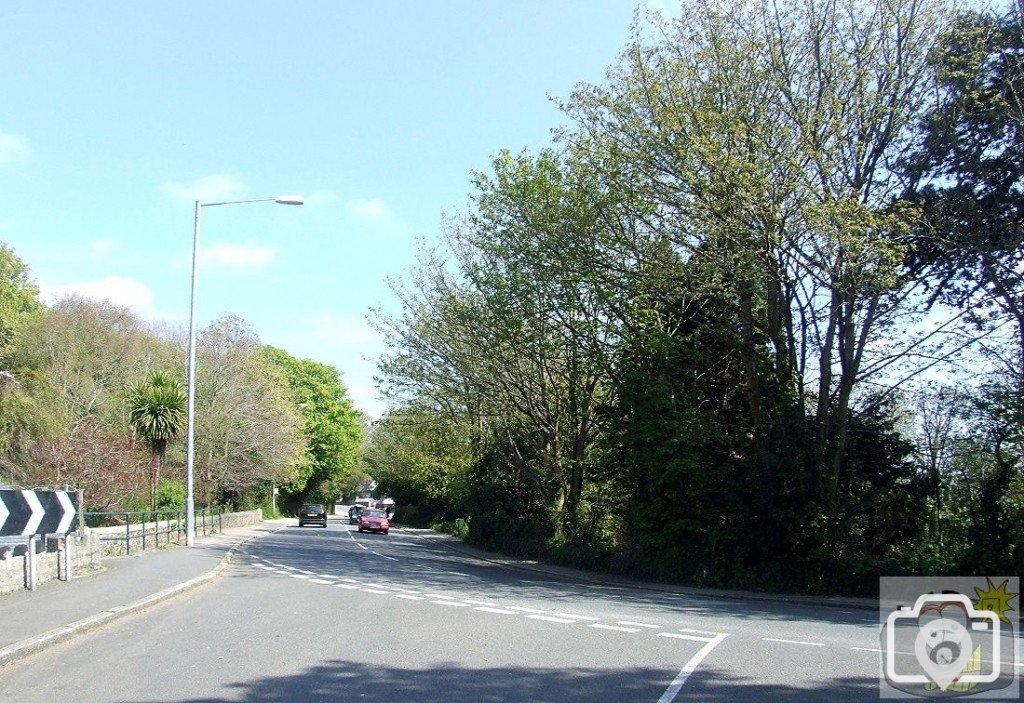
top-left (83, 506), bottom-right (225, 555)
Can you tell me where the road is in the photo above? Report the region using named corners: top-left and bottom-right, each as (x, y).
top-left (0, 518), bottom-right (901, 702)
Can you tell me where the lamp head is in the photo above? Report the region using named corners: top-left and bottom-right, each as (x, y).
top-left (275, 195), bottom-right (304, 206)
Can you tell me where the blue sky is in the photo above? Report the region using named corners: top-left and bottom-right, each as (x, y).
top-left (0, 2), bottom-right (665, 417)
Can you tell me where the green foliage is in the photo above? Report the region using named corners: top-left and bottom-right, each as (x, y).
top-left (127, 371), bottom-right (186, 446)
top-left (155, 477), bottom-right (186, 511)
top-left (0, 243), bottom-right (41, 359)
top-left (261, 346), bottom-right (364, 506)
top-left (363, 407), bottom-right (470, 522)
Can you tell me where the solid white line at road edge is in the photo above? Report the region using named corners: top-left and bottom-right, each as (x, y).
top-left (657, 633), bottom-right (729, 703)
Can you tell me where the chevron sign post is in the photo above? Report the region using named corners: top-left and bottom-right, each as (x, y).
top-left (0, 489), bottom-right (79, 537)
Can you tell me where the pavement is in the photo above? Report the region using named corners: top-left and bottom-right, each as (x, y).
top-left (0, 518), bottom-right (291, 668)
top-left (0, 516), bottom-right (877, 670)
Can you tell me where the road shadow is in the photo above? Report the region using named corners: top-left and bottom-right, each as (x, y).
top-left (118, 658), bottom-right (879, 703)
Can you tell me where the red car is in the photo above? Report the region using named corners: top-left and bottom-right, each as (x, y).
top-left (357, 509), bottom-right (390, 535)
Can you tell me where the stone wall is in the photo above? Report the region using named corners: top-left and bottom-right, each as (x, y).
top-left (0, 509), bottom-right (262, 595)
top-left (0, 531), bottom-right (104, 597)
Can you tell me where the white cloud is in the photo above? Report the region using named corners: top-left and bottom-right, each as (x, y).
top-left (198, 242), bottom-right (277, 271)
top-left (0, 129), bottom-right (32, 166)
top-left (308, 313), bottom-right (382, 350)
top-left (88, 238), bottom-right (117, 260)
top-left (163, 174), bottom-right (247, 204)
top-left (344, 198), bottom-right (410, 237)
top-left (40, 277), bottom-right (157, 318)
top-left (347, 198), bottom-right (391, 218)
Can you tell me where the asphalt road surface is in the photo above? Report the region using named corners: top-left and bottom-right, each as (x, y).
top-left (0, 519), bottom-right (958, 702)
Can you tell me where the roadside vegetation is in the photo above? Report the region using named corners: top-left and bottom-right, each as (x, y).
top-left (0, 252), bottom-right (365, 515)
top-left (368, 0), bottom-right (1024, 596)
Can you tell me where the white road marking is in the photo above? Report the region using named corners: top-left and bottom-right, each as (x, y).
top-left (295, 569), bottom-right (314, 574)
top-left (370, 551), bottom-right (398, 561)
top-left (290, 574), bottom-right (310, 580)
top-left (362, 588), bottom-right (390, 594)
top-left (334, 584), bottom-right (360, 590)
top-left (678, 628), bottom-right (721, 636)
top-left (394, 594), bottom-right (424, 601)
top-left (507, 606), bottom-right (548, 614)
top-left (658, 633), bottom-right (721, 643)
top-left (464, 600), bottom-right (500, 607)
top-left (551, 613), bottom-right (599, 621)
top-left (432, 600), bottom-right (470, 607)
top-left (310, 579), bottom-right (333, 585)
top-left (474, 607), bottom-right (518, 615)
top-left (272, 569), bottom-right (291, 575)
top-left (528, 615), bottom-right (576, 624)
top-left (657, 633), bottom-right (729, 703)
top-left (851, 647), bottom-right (883, 653)
top-left (425, 593), bottom-right (455, 600)
top-left (589, 623), bottom-right (641, 633)
top-left (390, 588), bottom-right (422, 594)
top-left (763, 638), bottom-right (825, 647)
top-left (618, 621), bottom-right (662, 629)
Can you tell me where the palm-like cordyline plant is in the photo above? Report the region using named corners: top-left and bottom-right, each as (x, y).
top-left (127, 370), bottom-right (186, 513)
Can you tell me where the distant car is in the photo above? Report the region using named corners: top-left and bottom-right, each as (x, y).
top-left (357, 508), bottom-right (390, 535)
top-left (298, 503), bottom-right (327, 528)
top-left (348, 505), bottom-right (363, 524)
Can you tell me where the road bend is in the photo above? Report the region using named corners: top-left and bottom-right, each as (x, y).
top-left (0, 519), bottom-right (899, 702)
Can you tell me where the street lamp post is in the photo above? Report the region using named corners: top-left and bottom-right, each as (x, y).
top-left (185, 195), bottom-right (303, 546)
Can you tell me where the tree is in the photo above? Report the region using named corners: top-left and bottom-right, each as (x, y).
top-left (362, 407), bottom-right (471, 524)
top-left (193, 317), bottom-right (305, 507)
top-left (0, 243), bottom-right (41, 361)
top-left (377, 150), bottom-right (613, 537)
top-left (261, 346), bottom-right (365, 508)
top-left (562, 0), bottom-right (949, 550)
top-left (905, 8), bottom-right (1024, 377)
top-left (127, 370), bottom-right (186, 513)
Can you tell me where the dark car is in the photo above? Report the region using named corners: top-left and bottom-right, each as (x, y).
top-left (298, 503), bottom-right (327, 528)
top-left (348, 505), bottom-right (363, 525)
top-left (357, 508), bottom-right (390, 535)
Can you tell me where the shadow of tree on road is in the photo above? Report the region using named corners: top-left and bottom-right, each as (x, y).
top-left (119, 659), bottom-right (878, 703)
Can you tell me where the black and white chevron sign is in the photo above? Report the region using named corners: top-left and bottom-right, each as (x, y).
top-left (0, 489), bottom-right (78, 537)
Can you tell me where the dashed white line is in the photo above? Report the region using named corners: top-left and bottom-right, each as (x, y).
top-left (362, 588), bottom-right (390, 594)
top-left (617, 621), bottom-right (662, 629)
top-left (528, 615), bottom-right (576, 624)
top-left (851, 647), bottom-right (883, 653)
top-left (474, 607), bottom-right (518, 615)
top-left (425, 593), bottom-right (455, 600)
top-left (763, 638), bottom-right (825, 647)
top-left (310, 579), bottom-right (333, 585)
top-left (590, 623), bottom-right (642, 633)
top-left (394, 594), bottom-right (424, 601)
top-left (551, 613), bottom-right (598, 621)
top-left (431, 600), bottom-right (470, 607)
top-left (295, 569), bottom-right (314, 575)
top-left (507, 606), bottom-right (547, 614)
top-left (370, 551), bottom-right (398, 561)
top-left (464, 600), bottom-right (500, 607)
top-left (334, 584), bottom-right (360, 590)
top-left (678, 628), bottom-right (721, 636)
top-left (290, 574), bottom-right (310, 580)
